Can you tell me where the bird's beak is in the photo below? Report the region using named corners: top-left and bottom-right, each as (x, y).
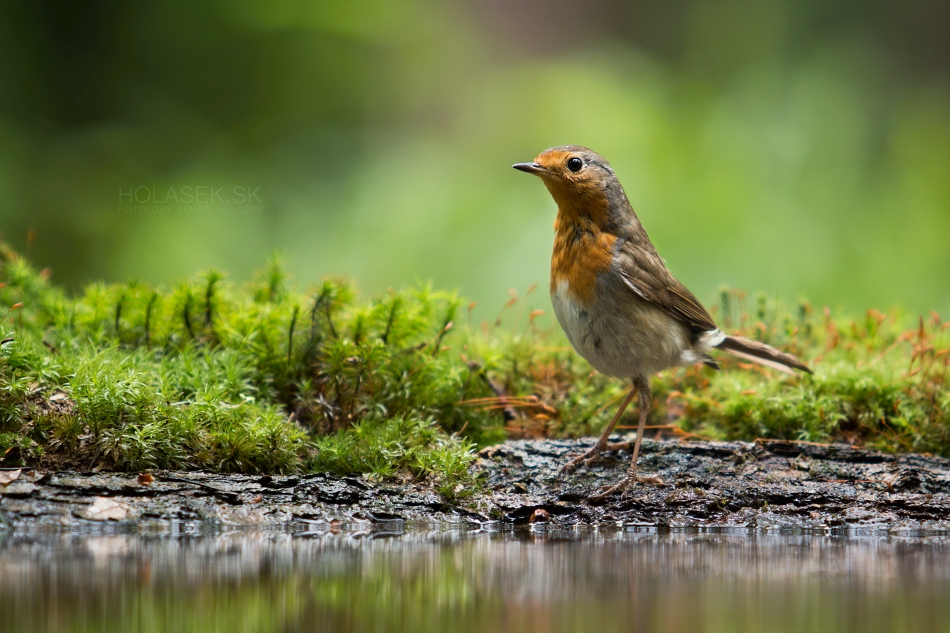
top-left (512, 162), bottom-right (545, 175)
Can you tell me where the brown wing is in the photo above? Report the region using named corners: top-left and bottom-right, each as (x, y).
top-left (614, 238), bottom-right (717, 334)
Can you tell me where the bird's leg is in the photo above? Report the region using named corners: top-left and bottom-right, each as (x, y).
top-left (557, 382), bottom-right (638, 478)
top-left (626, 380), bottom-right (651, 483)
top-left (589, 378), bottom-right (661, 500)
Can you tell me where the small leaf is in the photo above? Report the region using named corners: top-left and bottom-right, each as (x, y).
top-left (0, 469), bottom-right (22, 485)
top-left (84, 496), bottom-right (130, 521)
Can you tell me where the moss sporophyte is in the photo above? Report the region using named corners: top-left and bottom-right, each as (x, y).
top-left (0, 242), bottom-right (947, 499)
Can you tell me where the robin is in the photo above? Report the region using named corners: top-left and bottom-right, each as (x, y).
top-left (513, 145), bottom-right (811, 498)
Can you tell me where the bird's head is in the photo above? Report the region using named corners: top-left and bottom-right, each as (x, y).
top-left (513, 145), bottom-right (622, 220)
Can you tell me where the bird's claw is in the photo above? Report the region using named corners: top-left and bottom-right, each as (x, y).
top-left (587, 478), bottom-right (631, 502)
top-left (586, 473), bottom-right (665, 502)
top-left (556, 442), bottom-right (608, 479)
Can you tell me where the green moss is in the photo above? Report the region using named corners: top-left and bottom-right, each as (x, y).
top-left (0, 244), bottom-right (502, 498)
top-left (666, 296), bottom-right (950, 454)
top-left (1, 244), bottom-right (948, 499)
top-left (312, 415), bottom-right (476, 498)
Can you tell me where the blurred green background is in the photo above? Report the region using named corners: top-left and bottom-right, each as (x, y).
top-left (1, 1), bottom-right (948, 318)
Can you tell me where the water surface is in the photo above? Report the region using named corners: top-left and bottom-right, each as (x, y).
top-left (2, 527), bottom-right (949, 633)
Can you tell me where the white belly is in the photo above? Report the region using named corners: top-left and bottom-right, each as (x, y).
top-left (551, 278), bottom-right (695, 379)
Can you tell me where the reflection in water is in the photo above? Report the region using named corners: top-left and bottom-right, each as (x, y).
top-left (2, 527), bottom-right (950, 633)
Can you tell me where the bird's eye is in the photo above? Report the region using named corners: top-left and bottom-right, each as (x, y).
top-left (567, 157), bottom-right (583, 172)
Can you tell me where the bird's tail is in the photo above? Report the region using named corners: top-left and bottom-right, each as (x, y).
top-left (716, 335), bottom-right (812, 375)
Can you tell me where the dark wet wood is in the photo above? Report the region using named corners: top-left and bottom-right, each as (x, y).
top-left (2, 438), bottom-right (949, 532)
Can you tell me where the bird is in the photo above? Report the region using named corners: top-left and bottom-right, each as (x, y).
top-left (513, 145), bottom-right (811, 499)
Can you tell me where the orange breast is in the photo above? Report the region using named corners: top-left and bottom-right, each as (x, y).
top-left (550, 215), bottom-right (616, 305)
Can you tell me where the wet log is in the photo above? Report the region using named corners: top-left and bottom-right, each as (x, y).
top-left (2, 437), bottom-right (949, 532)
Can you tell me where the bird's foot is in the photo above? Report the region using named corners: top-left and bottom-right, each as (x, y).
top-left (557, 441), bottom-right (631, 479)
top-left (557, 443), bottom-right (604, 478)
top-left (586, 473), bottom-right (665, 502)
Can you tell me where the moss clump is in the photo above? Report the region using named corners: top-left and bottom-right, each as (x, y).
top-left (1, 243), bottom-right (949, 498)
top-left (312, 415), bottom-right (476, 497)
top-left (667, 297), bottom-right (950, 454)
top-left (0, 245), bottom-right (500, 498)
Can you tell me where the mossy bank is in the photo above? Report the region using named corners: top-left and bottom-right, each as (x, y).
top-left (0, 243), bottom-right (947, 500)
